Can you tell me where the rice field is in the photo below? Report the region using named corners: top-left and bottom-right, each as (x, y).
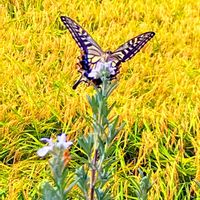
top-left (0, 0), bottom-right (200, 199)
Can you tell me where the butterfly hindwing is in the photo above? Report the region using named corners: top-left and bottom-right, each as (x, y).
top-left (60, 16), bottom-right (103, 64)
top-left (111, 32), bottom-right (155, 66)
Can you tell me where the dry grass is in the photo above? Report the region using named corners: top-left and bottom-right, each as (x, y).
top-left (0, 0), bottom-right (200, 199)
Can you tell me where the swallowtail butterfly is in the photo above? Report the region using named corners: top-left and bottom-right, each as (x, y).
top-left (60, 16), bottom-right (155, 89)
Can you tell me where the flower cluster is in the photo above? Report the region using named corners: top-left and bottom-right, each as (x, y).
top-left (88, 61), bottom-right (116, 80)
top-left (37, 133), bottom-right (72, 158)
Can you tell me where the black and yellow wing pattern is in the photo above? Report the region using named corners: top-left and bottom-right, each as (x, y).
top-left (60, 16), bottom-right (103, 65)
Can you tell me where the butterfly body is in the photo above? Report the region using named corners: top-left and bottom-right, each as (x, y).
top-left (60, 16), bottom-right (155, 89)
top-left (73, 53), bottom-right (115, 89)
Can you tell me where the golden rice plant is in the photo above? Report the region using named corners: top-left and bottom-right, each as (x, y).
top-left (0, 0), bottom-right (199, 199)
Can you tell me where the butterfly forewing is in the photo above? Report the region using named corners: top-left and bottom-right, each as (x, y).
top-left (60, 16), bottom-right (103, 64)
top-left (111, 32), bottom-right (155, 65)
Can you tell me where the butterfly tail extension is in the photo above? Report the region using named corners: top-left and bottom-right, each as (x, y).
top-left (72, 75), bottom-right (87, 90)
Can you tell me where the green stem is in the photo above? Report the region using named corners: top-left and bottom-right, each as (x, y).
top-left (90, 149), bottom-right (98, 200)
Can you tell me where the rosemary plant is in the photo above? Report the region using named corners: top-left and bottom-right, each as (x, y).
top-left (37, 62), bottom-right (152, 199)
top-left (37, 134), bottom-right (76, 200)
top-left (75, 62), bottom-right (125, 200)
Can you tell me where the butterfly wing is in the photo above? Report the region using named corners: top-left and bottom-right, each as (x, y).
top-left (60, 16), bottom-right (103, 64)
top-left (111, 32), bottom-right (155, 67)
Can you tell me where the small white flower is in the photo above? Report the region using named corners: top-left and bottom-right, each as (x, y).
top-left (37, 133), bottom-right (73, 158)
top-left (37, 138), bottom-right (54, 157)
top-left (56, 133), bottom-right (73, 149)
top-left (88, 61), bottom-right (115, 79)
